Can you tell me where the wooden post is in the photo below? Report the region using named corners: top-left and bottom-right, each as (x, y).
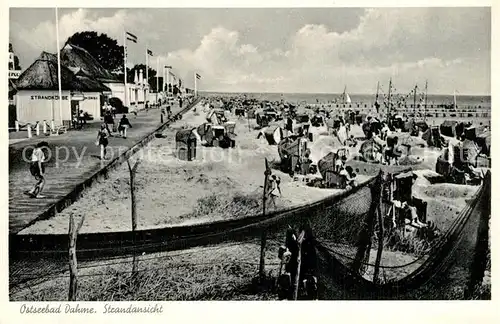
top-left (293, 230), bottom-right (306, 300)
top-left (247, 109), bottom-right (251, 132)
top-left (127, 159), bottom-right (142, 277)
top-left (259, 158), bottom-right (271, 279)
top-left (373, 189), bottom-right (385, 284)
top-left (352, 170), bottom-right (382, 273)
top-left (68, 213), bottom-right (85, 301)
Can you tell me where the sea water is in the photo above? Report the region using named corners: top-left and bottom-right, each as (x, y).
top-left (203, 92), bottom-right (491, 109)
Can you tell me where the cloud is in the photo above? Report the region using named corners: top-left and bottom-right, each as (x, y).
top-left (11, 8), bottom-right (490, 94)
top-left (160, 8), bottom-right (489, 94)
top-left (12, 9), bottom-right (154, 68)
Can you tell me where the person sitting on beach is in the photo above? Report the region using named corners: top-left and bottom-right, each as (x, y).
top-left (380, 123), bottom-right (391, 140)
top-left (339, 165), bottom-right (356, 189)
top-left (391, 200), bottom-right (428, 228)
top-left (384, 136), bottom-right (400, 165)
top-left (334, 155), bottom-right (347, 174)
top-left (346, 134), bottom-right (357, 147)
top-left (371, 131), bottom-right (387, 164)
top-left (118, 115), bottom-right (132, 139)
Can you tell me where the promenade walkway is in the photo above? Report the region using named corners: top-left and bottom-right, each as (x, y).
top-left (8, 103), bottom-right (191, 234)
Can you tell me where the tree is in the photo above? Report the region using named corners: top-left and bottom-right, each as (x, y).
top-left (66, 31), bottom-right (124, 73)
top-left (128, 63), bottom-right (158, 86)
top-left (9, 43), bottom-right (22, 70)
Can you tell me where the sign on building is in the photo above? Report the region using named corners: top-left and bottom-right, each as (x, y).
top-left (9, 70), bottom-right (22, 79)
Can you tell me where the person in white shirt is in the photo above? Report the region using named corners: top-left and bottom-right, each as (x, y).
top-left (380, 123), bottom-right (391, 140)
top-left (391, 200), bottom-right (428, 228)
top-left (339, 166), bottom-right (356, 189)
top-left (25, 141), bottom-right (48, 198)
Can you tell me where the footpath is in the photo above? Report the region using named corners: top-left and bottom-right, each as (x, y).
top-left (9, 102), bottom-right (197, 235)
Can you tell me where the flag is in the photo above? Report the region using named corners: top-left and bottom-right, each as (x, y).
top-left (126, 32), bottom-right (137, 43)
top-left (196, 73), bottom-right (201, 80)
top-left (147, 49), bottom-right (153, 56)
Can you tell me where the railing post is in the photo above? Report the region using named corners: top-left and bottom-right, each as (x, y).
top-left (293, 230), bottom-right (305, 300)
top-left (15, 120), bottom-right (19, 132)
top-left (27, 124), bottom-right (32, 138)
top-left (127, 159), bottom-right (142, 279)
top-left (373, 174), bottom-right (385, 284)
top-left (36, 122), bottom-right (40, 136)
top-left (43, 120), bottom-right (47, 134)
top-left (68, 213), bottom-right (85, 301)
top-left (352, 170), bottom-right (383, 273)
top-left (259, 158), bottom-right (271, 279)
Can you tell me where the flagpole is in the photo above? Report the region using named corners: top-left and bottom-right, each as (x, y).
top-left (145, 48), bottom-right (148, 92)
top-left (55, 8), bottom-right (63, 125)
top-left (166, 68), bottom-right (170, 94)
top-left (156, 57), bottom-right (159, 103)
top-left (162, 65), bottom-right (165, 92)
top-left (123, 30), bottom-right (128, 108)
top-left (194, 72), bottom-right (197, 97)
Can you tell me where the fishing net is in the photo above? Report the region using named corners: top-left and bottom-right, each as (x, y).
top-left (11, 169), bottom-right (490, 300)
top-left (314, 171), bottom-right (490, 299)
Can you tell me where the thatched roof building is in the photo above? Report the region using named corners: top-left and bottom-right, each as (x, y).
top-left (15, 51), bottom-right (111, 93)
top-left (16, 52), bottom-right (86, 91)
top-left (71, 67), bottom-right (111, 92)
top-left (61, 43), bottom-right (118, 83)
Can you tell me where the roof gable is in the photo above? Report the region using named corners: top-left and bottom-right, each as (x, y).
top-left (61, 43), bottom-right (118, 81)
top-left (16, 51), bottom-right (113, 92)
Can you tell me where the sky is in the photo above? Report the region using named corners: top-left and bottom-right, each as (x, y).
top-left (9, 7), bottom-right (491, 95)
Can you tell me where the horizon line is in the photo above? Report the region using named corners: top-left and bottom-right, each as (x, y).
top-left (199, 90), bottom-right (491, 97)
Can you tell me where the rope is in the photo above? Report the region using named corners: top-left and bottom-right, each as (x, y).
top-left (14, 176), bottom-right (376, 256)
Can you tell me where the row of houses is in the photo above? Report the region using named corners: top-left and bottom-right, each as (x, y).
top-left (11, 43), bottom-right (166, 127)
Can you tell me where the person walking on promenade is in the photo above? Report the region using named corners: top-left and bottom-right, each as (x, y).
top-left (24, 141), bottom-right (48, 198)
top-left (96, 123), bottom-right (111, 160)
top-left (104, 110), bottom-right (115, 134)
top-left (118, 114), bottom-right (132, 139)
top-left (167, 105), bottom-right (172, 119)
top-left (79, 110), bottom-right (87, 127)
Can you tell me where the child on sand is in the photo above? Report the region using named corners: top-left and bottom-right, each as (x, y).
top-left (268, 174), bottom-right (282, 209)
